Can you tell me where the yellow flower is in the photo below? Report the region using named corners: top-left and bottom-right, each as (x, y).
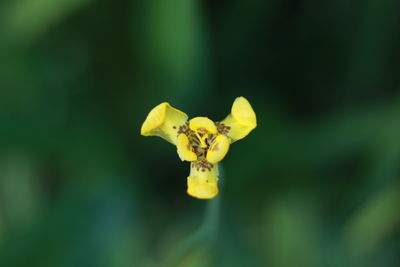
top-left (140, 96), bottom-right (257, 199)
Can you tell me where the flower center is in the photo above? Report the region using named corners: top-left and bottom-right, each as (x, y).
top-left (195, 132), bottom-right (209, 148)
top-left (188, 117), bottom-right (218, 152)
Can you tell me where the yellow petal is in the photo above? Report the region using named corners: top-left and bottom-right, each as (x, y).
top-left (176, 134), bottom-right (197, 161)
top-left (187, 161), bottom-right (219, 199)
top-left (141, 102), bottom-right (188, 144)
top-left (189, 117), bottom-right (217, 134)
top-left (206, 134), bottom-right (230, 164)
top-left (219, 96), bottom-right (257, 143)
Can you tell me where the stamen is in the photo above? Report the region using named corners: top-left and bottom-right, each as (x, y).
top-left (195, 132), bottom-right (208, 148)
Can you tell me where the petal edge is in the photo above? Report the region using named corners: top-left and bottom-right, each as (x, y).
top-left (220, 97), bottom-right (257, 143)
top-left (140, 102), bottom-right (188, 144)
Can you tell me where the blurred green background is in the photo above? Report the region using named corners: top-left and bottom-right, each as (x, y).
top-left (1, 0), bottom-right (400, 266)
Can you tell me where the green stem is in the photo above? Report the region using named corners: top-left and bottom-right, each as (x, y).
top-left (164, 164), bottom-right (223, 267)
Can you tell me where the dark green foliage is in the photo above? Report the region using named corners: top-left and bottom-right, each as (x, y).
top-left (0, 0), bottom-right (400, 266)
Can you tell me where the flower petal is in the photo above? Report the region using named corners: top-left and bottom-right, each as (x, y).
top-left (189, 117), bottom-right (218, 134)
top-left (141, 102), bottom-right (188, 144)
top-left (206, 134), bottom-right (230, 164)
top-left (187, 161), bottom-right (219, 199)
top-left (219, 97), bottom-right (256, 143)
top-left (176, 134), bottom-right (197, 161)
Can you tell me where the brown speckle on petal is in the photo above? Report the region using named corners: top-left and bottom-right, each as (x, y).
top-left (212, 143), bottom-right (219, 151)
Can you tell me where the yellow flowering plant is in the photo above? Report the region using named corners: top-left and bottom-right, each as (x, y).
top-left (141, 97), bottom-right (256, 199)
